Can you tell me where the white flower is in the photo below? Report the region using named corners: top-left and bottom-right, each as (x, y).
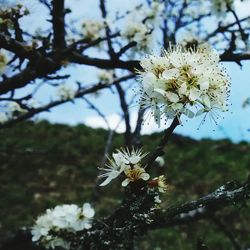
top-left (155, 156), bottom-right (165, 167)
top-left (8, 102), bottom-right (23, 113)
top-left (120, 21), bottom-right (152, 52)
top-left (31, 203), bottom-right (95, 249)
top-left (0, 112), bottom-right (8, 124)
top-left (26, 98), bottom-right (40, 109)
top-left (137, 43), bottom-right (230, 126)
top-left (99, 148), bottom-right (149, 186)
top-left (97, 70), bottom-right (114, 85)
top-left (154, 195), bottom-right (162, 204)
top-left (6, 102), bottom-right (26, 119)
top-left (57, 84), bottom-right (76, 100)
top-left (120, 1), bottom-right (164, 53)
top-left (82, 19), bottom-right (105, 40)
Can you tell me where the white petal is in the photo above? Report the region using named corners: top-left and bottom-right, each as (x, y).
top-left (203, 94), bottom-right (211, 108)
top-left (195, 108), bottom-right (206, 117)
top-left (99, 176), bottom-right (114, 186)
top-left (83, 203), bottom-right (95, 218)
top-left (154, 89), bottom-right (179, 103)
top-left (140, 173), bottom-right (150, 181)
top-left (162, 68), bottom-right (179, 80)
top-left (199, 79), bottom-right (209, 91)
top-left (142, 72), bottom-right (158, 93)
top-left (121, 178), bottom-right (130, 187)
top-left (189, 88), bottom-right (201, 101)
top-left (182, 108), bottom-right (195, 118)
top-left (129, 156), bottom-right (141, 164)
top-left (178, 83), bottom-right (187, 95)
top-left (165, 92), bottom-right (179, 103)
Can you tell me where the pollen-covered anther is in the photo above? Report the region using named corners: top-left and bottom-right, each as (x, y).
top-left (122, 165), bottom-right (150, 187)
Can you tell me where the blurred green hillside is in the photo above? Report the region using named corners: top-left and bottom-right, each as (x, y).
top-left (0, 121), bottom-right (249, 250)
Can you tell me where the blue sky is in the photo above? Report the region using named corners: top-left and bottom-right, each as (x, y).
top-left (4, 0), bottom-right (250, 142)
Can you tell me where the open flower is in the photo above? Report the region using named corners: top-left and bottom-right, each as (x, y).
top-left (137, 43), bottom-right (230, 126)
top-left (97, 70), bottom-right (114, 85)
top-left (98, 148), bottom-right (149, 186)
top-left (82, 19), bottom-right (105, 40)
top-left (57, 84), bottom-right (76, 100)
top-left (31, 203), bottom-right (95, 249)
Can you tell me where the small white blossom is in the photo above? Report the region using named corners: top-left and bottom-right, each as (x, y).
top-left (26, 98), bottom-right (40, 109)
top-left (154, 195), bottom-right (162, 204)
top-left (99, 148), bottom-right (149, 186)
top-left (120, 1), bottom-right (164, 53)
top-left (6, 102), bottom-right (26, 119)
top-left (97, 70), bottom-right (114, 85)
top-left (120, 21), bottom-right (152, 52)
top-left (0, 112), bottom-right (8, 124)
top-left (155, 156), bottom-right (165, 167)
top-left (137, 43), bottom-right (230, 126)
top-left (31, 203), bottom-right (95, 249)
top-left (82, 19), bottom-right (105, 40)
top-left (57, 84), bottom-right (76, 100)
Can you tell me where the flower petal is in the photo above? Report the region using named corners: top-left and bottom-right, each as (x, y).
top-left (121, 178), bottom-right (130, 187)
top-left (141, 173), bottom-right (150, 181)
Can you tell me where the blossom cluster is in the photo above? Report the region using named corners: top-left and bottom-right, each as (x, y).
top-left (82, 19), bottom-right (105, 41)
top-left (31, 203), bottom-right (95, 249)
top-left (120, 1), bottom-right (164, 53)
top-left (98, 148), bottom-right (168, 196)
top-left (97, 70), bottom-right (114, 85)
top-left (137, 43), bottom-right (230, 126)
top-left (0, 102), bottom-right (26, 124)
top-left (57, 84), bottom-right (77, 101)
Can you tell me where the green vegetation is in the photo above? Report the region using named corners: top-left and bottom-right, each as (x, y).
top-left (0, 121), bottom-right (249, 249)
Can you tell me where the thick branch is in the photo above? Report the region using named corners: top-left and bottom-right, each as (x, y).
top-left (52, 0), bottom-right (66, 49)
top-left (0, 33), bottom-right (40, 60)
top-left (150, 177), bottom-right (250, 229)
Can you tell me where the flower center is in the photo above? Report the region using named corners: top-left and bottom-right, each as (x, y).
top-left (125, 167), bottom-right (145, 182)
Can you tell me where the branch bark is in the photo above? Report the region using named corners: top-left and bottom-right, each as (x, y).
top-left (52, 0), bottom-right (66, 49)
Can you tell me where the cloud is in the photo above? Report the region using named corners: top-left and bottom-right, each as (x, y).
top-left (84, 112), bottom-right (170, 134)
top-left (235, 0), bottom-right (250, 17)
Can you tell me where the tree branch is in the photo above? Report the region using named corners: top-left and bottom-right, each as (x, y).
top-left (51, 0), bottom-right (66, 49)
top-left (144, 116), bottom-right (180, 168)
